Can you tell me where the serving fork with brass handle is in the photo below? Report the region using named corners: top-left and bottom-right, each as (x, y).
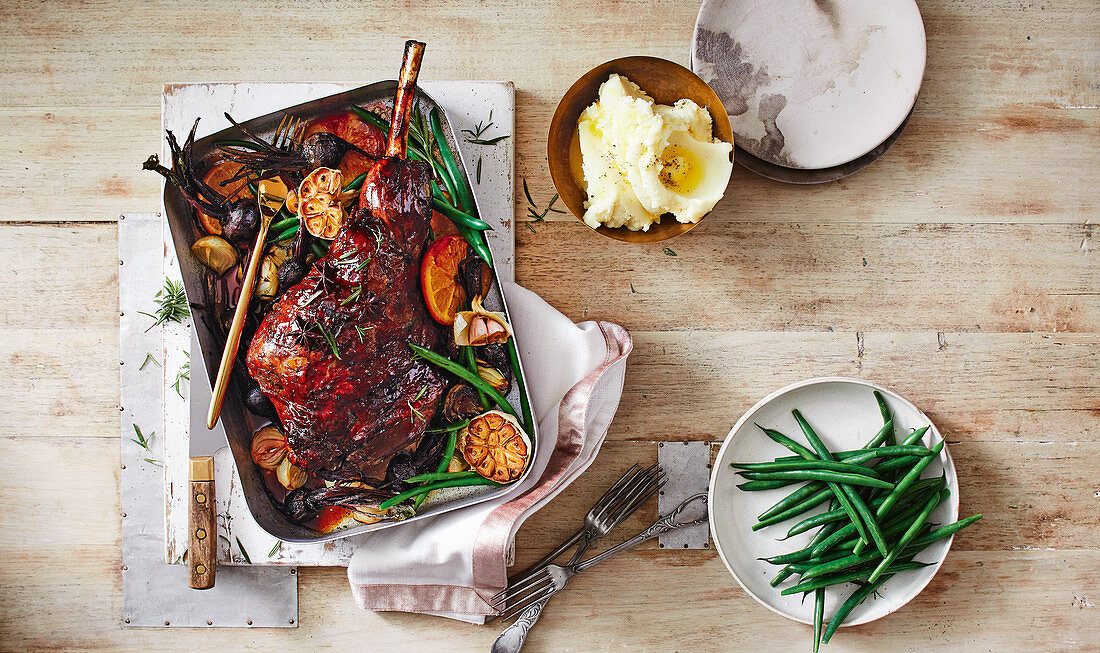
top-left (490, 492), bottom-right (709, 651)
top-left (205, 117), bottom-right (302, 430)
top-left (488, 465), bottom-right (667, 653)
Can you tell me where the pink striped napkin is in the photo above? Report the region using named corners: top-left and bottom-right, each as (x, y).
top-left (348, 282), bottom-right (632, 622)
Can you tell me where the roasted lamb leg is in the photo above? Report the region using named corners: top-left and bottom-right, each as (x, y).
top-left (246, 41), bottom-right (448, 485)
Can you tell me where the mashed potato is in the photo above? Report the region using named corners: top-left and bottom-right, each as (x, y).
top-left (577, 74), bottom-right (733, 232)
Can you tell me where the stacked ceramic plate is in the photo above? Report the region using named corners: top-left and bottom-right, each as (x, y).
top-left (691, 0), bottom-right (926, 183)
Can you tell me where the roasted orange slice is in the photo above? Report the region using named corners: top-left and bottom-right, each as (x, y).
top-left (198, 160), bottom-right (249, 235)
top-left (459, 410), bottom-right (531, 484)
top-left (421, 234), bottom-right (469, 325)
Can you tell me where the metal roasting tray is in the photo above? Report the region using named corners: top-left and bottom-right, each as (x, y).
top-left (161, 80), bottom-right (538, 544)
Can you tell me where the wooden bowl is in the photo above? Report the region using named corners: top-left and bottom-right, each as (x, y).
top-left (547, 56), bottom-right (734, 244)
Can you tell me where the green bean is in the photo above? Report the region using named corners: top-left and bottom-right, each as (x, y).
top-left (753, 486), bottom-right (832, 530)
top-left (463, 346), bottom-right (490, 410)
top-left (813, 588), bottom-right (824, 653)
top-left (351, 106), bottom-right (389, 132)
top-left (820, 575), bottom-right (891, 644)
top-left (408, 343), bottom-right (517, 417)
top-left (757, 424), bottom-right (817, 459)
top-left (405, 470), bottom-right (480, 484)
top-left (738, 480), bottom-right (793, 491)
top-left (740, 470), bottom-right (893, 489)
top-left (793, 409), bottom-right (890, 557)
top-left (901, 425), bottom-right (930, 446)
top-left (425, 420), bottom-right (470, 434)
top-left (782, 560), bottom-right (928, 596)
top-left (775, 444), bottom-right (932, 463)
top-left (430, 108), bottom-right (475, 214)
top-left (874, 390), bottom-right (893, 439)
top-left (804, 511), bottom-right (980, 581)
top-left (811, 480), bottom-right (941, 557)
top-left (874, 439), bottom-right (945, 520)
top-left (343, 171), bottom-right (368, 193)
top-left (787, 477), bottom-right (942, 538)
top-left (310, 240), bottom-right (328, 258)
top-left (758, 482), bottom-right (826, 521)
top-left (869, 489), bottom-right (947, 583)
top-left (459, 222), bottom-right (495, 266)
top-left (415, 428), bottom-right (463, 510)
top-left (506, 338), bottom-right (534, 435)
top-left (770, 524), bottom-right (843, 586)
top-left (763, 420), bottom-right (875, 548)
top-left (764, 523), bottom-right (842, 566)
top-left (431, 186), bottom-right (493, 231)
top-left (732, 460), bottom-right (886, 477)
top-left (379, 475), bottom-right (500, 510)
top-left (268, 222), bottom-right (299, 243)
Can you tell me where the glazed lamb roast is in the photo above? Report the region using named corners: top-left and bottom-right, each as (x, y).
top-left (246, 41), bottom-right (449, 485)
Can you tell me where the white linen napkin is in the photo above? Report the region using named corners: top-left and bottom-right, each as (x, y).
top-left (348, 282), bottom-right (632, 623)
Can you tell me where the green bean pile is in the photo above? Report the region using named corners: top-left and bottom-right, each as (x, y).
top-left (732, 392), bottom-right (981, 650)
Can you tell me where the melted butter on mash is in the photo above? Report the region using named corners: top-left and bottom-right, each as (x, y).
top-left (577, 74), bottom-right (733, 232)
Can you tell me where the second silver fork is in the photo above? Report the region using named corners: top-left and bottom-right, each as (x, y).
top-left (489, 465), bottom-right (665, 652)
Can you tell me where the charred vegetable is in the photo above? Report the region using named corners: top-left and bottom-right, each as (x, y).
top-left (251, 426), bottom-right (287, 471)
top-left (143, 118), bottom-right (252, 237)
top-left (276, 457), bottom-right (307, 490)
top-left (191, 235), bottom-right (238, 275)
top-left (301, 131), bottom-right (373, 170)
top-left (476, 359), bottom-right (511, 395)
top-left (444, 384), bottom-right (483, 422)
top-left (277, 258), bottom-right (308, 289)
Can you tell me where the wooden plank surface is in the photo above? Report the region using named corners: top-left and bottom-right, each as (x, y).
top-left (0, 0), bottom-right (1097, 650)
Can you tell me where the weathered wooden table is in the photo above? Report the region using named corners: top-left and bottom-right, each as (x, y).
top-left (1, 1), bottom-right (1096, 650)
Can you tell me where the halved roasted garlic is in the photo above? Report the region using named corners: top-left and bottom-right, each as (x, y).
top-left (250, 426), bottom-right (287, 471)
top-left (297, 167), bottom-right (345, 240)
top-left (276, 457), bottom-right (307, 490)
top-left (191, 235), bottom-right (238, 275)
top-left (454, 296), bottom-right (513, 347)
top-left (459, 410), bottom-right (531, 484)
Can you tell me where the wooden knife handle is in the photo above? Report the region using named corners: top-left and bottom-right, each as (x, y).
top-left (188, 457), bottom-right (216, 589)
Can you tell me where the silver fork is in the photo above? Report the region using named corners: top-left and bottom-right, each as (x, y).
top-left (490, 493), bottom-right (709, 630)
top-left (488, 467), bottom-right (666, 652)
top-left (494, 463), bottom-right (664, 599)
top-left (272, 113), bottom-right (305, 152)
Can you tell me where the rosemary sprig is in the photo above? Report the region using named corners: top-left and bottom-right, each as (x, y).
top-left (131, 424), bottom-right (152, 450)
top-left (172, 353), bottom-right (190, 399)
top-left (523, 179), bottom-right (566, 233)
top-left (138, 278), bottom-right (189, 331)
top-left (317, 321), bottom-right (341, 360)
top-left (663, 247), bottom-right (678, 257)
top-left (139, 353), bottom-right (160, 370)
top-left (235, 536), bottom-right (252, 564)
top-left (461, 110), bottom-right (511, 145)
top-left (340, 285), bottom-right (363, 306)
top-left (413, 384), bottom-right (428, 401)
top-left (353, 257), bottom-right (372, 272)
top-left (354, 325), bottom-right (372, 343)
top-left (268, 540), bottom-right (282, 558)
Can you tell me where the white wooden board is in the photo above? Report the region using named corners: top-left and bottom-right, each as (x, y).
top-left (157, 81), bottom-right (516, 566)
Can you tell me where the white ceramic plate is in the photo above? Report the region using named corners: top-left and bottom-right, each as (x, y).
top-left (692, 0), bottom-right (926, 170)
top-left (708, 377), bottom-right (958, 627)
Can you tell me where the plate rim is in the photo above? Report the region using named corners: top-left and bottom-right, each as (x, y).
top-left (707, 376), bottom-right (959, 627)
top-left (690, 0), bottom-right (926, 173)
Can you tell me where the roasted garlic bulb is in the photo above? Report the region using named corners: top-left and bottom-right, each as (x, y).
top-left (454, 296), bottom-right (513, 347)
top-left (459, 410), bottom-right (531, 484)
top-left (297, 167), bottom-right (345, 240)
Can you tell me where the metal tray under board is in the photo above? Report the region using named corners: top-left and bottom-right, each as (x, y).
top-left (161, 80), bottom-right (537, 544)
